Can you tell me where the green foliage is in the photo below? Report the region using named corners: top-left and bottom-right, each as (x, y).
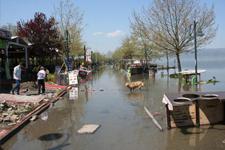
top-left (92, 51), bottom-right (107, 64)
top-left (169, 73), bottom-right (179, 78)
top-left (47, 73), bottom-right (56, 82)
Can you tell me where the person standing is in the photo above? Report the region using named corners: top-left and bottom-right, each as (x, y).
top-left (11, 63), bottom-right (23, 95)
top-left (37, 66), bottom-right (46, 94)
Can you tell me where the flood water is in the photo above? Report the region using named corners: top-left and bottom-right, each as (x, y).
top-left (2, 49), bottom-right (225, 150)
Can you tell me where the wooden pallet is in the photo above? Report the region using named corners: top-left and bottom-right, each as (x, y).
top-left (170, 104), bottom-right (196, 128)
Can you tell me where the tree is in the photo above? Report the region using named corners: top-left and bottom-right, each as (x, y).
top-left (131, 0), bottom-right (216, 71)
top-left (17, 12), bottom-right (62, 57)
top-left (54, 0), bottom-right (84, 56)
top-left (92, 51), bottom-right (107, 65)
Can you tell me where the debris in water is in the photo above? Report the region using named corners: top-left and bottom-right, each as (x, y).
top-left (30, 115), bottom-right (38, 121)
top-left (77, 124), bottom-right (100, 134)
top-left (99, 89), bottom-right (104, 91)
top-left (222, 139), bottom-right (225, 144)
top-left (40, 111), bottom-right (48, 121)
top-left (144, 106), bottom-right (163, 131)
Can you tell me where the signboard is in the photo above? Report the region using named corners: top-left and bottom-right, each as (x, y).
top-left (68, 70), bottom-right (79, 85)
top-left (86, 51), bottom-right (92, 63)
top-left (69, 87), bottom-right (78, 100)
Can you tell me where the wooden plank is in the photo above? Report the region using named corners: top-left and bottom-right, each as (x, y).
top-left (170, 104), bottom-right (196, 128)
top-left (144, 106), bottom-right (163, 131)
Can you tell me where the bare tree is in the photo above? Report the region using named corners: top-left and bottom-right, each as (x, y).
top-left (1, 23), bottom-right (17, 35)
top-left (54, 0), bottom-right (84, 56)
top-left (131, 0), bottom-right (216, 72)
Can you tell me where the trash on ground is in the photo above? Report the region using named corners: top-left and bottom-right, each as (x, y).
top-left (77, 124), bottom-right (100, 134)
top-left (0, 101), bottom-right (37, 128)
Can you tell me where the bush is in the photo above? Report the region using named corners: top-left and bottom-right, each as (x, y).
top-left (47, 73), bottom-right (55, 82)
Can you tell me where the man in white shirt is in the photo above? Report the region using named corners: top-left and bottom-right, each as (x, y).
top-left (11, 63), bottom-right (23, 95)
top-left (37, 66), bottom-right (46, 94)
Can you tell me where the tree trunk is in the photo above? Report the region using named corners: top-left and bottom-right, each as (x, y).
top-left (176, 52), bottom-right (182, 72)
top-left (166, 52), bottom-right (169, 70)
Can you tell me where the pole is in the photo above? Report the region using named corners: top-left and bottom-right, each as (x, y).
top-left (65, 29), bottom-right (69, 58)
top-left (194, 21), bottom-right (200, 127)
top-left (84, 45), bottom-right (86, 65)
top-left (194, 21), bottom-right (198, 85)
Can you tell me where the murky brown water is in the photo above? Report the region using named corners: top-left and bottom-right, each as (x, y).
top-left (2, 67), bottom-right (225, 150)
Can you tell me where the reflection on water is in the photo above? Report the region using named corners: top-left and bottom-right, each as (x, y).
top-left (127, 92), bottom-right (144, 101)
top-left (69, 86), bottom-right (79, 100)
top-left (2, 66), bottom-right (225, 150)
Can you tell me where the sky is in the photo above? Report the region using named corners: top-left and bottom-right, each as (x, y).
top-left (0, 0), bottom-right (224, 54)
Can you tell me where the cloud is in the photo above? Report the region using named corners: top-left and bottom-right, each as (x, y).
top-left (106, 30), bottom-right (124, 38)
top-left (92, 30), bottom-right (124, 38)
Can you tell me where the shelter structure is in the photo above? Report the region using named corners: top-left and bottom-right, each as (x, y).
top-left (0, 28), bottom-right (31, 80)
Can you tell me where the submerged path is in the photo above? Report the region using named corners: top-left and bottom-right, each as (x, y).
top-left (2, 67), bottom-right (225, 150)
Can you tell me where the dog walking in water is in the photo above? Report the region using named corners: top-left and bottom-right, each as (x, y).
top-left (125, 81), bottom-right (144, 92)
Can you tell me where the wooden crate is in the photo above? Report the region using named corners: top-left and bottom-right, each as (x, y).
top-left (169, 104), bottom-right (196, 128)
top-left (199, 99), bottom-right (224, 125)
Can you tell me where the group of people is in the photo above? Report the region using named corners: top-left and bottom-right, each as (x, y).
top-left (11, 63), bottom-right (46, 95)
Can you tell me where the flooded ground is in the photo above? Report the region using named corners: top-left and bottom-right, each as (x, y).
top-left (2, 67), bottom-right (225, 150)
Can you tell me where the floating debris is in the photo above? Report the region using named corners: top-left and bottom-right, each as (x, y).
top-left (77, 124), bottom-right (100, 134)
top-left (40, 111), bottom-right (48, 121)
top-left (222, 139), bottom-right (225, 144)
top-left (30, 115), bottom-right (38, 121)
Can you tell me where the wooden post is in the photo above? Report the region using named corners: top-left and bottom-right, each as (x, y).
top-left (195, 100), bottom-right (200, 127)
top-left (166, 104), bottom-right (171, 129)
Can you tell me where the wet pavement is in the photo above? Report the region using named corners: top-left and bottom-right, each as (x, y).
top-left (2, 67), bottom-right (225, 150)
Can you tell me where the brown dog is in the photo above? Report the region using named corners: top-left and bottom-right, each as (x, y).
top-left (125, 81), bottom-right (144, 92)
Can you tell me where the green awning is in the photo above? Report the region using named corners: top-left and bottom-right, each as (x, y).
top-left (0, 39), bottom-right (6, 49)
